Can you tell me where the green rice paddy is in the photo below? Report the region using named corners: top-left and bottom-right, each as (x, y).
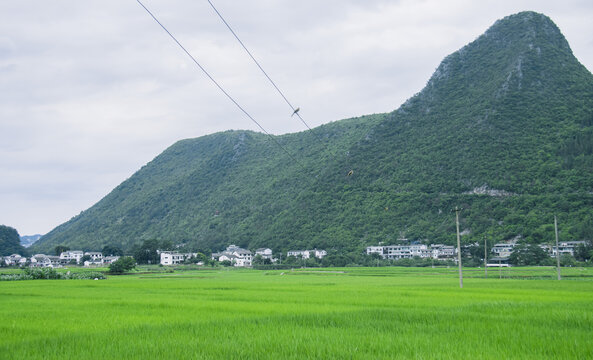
top-left (1, 267), bottom-right (592, 359)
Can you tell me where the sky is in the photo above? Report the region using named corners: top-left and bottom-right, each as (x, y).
top-left (1, 0), bottom-right (592, 236)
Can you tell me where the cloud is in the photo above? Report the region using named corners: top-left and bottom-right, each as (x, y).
top-left (1, 0), bottom-right (592, 235)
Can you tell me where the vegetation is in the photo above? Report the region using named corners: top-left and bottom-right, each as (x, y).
top-left (54, 245), bottom-right (69, 256)
top-left (101, 245), bottom-right (123, 256)
top-left (0, 267), bottom-right (592, 359)
top-left (31, 12), bottom-right (593, 257)
top-left (108, 256), bottom-right (136, 274)
top-left (0, 225), bottom-right (27, 256)
top-left (0, 267), bottom-right (105, 281)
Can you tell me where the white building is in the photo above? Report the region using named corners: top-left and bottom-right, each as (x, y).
top-left (409, 244), bottom-right (430, 258)
top-left (30, 254), bottom-right (53, 268)
top-left (383, 245), bottom-right (412, 259)
top-left (491, 242), bottom-right (516, 258)
top-left (287, 249), bottom-right (327, 259)
top-left (60, 251), bottom-right (84, 264)
top-left (85, 252), bottom-right (103, 262)
top-left (160, 252), bottom-right (196, 266)
top-left (4, 254), bottom-right (27, 266)
top-left (551, 241), bottom-right (586, 257)
top-left (212, 245), bottom-right (253, 267)
top-left (430, 244), bottom-right (456, 259)
top-left (103, 256), bottom-right (120, 264)
top-left (366, 244), bottom-right (455, 260)
top-left (255, 248), bottom-right (273, 259)
top-left (366, 246), bottom-right (384, 256)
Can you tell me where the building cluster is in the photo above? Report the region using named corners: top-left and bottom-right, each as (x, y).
top-left (366, 240), bottom-right (587, 266)
top-left (366, 244), bottom-right (456, 260)
top-left (491, 240), bottom-right (586, 258)
top-left (204, 245), bottom-right (326, 267)
top-left (1, 251), bottom-right (120, 268)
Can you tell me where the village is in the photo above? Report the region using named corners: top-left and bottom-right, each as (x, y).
top-left (1, 240), bottom-right (587, 268)
top-left (365, 240), bottom-right (587, 267)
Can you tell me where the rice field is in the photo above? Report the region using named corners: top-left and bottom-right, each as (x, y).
top-left (1, 267), bottom-right (592, 359)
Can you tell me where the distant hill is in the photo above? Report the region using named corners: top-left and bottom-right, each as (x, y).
top-left (20, 234), bottom-right (43, 248)
top-left (32, 12), bottom-right (593, 255)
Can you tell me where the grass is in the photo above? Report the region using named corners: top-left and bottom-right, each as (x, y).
top-left (1, 267), bottom-right (592, 359)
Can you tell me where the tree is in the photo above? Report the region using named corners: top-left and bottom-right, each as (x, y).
top-left (133, 239), bottom-right (161, 264)
top-left (54, 245), bottom-right (70, 256)
top-left (574, 241), bottom-right (592, 262)
top-left (80, 255), bottom-right (92, 264)
top-left (509, 243), bottom-right (549, 266)
top-left (0, 225), bottom-right (27, 256)
top-left (252, 254), bottom-right (264, 265)
top-left (109, 256), bottom-right (136, 274)
top-left (102, 245), bottom-right (123, 257)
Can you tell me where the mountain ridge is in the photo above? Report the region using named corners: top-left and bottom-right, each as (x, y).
top-left (32, 11), bottom-right (593, 254)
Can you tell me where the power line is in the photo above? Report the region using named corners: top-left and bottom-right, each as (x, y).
top-left (136, 0), bottom-right (308, 173)
top-left (206, 0), bottom-right (340, 163)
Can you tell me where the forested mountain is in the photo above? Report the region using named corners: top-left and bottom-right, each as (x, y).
top-left (0, 225), bottom-right (27, 256)
top-left (20, 234), bottom-right (42, 248)
top-left (32, 12), bottom-right (593, 255)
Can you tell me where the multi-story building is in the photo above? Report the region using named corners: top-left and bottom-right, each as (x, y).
top-left (366, 244), bottom-right (455, 260)
top-left (160, 252), bottom-right (192, 266)
top-left (212, 245), bottom-right (253, 267)
top-left (60, 251), bottom-right (84, 264)
top-left (287, 249), bottom-right (327, 259)
top-left (429, 244), bottom-right (456, 259)
top-left (551, 241), bottom-right (586, 257)
top-left (255, 248), bottom-right (273, 259)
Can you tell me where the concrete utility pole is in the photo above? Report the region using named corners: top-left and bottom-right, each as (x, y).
top-left (484, 237), bottom-right (488, 279)
top-left (454, 207), bottom-right (463, 288)
top-left (554, 215), bottom-right (561, 281)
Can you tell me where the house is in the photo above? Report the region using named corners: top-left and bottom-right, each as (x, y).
top-left (212, 245), bottom-right (253, 267)
top-left (160, 252), bottom-right (196, 266)
top-left (551, 241), bottom-right (586, 257)
top-left (85, 252), bottom-right (103, 262)
top-left (103, 256), bottom-right (120, 264)
top-left (255, 248), bottom-right (273, 259)
top-left (430, 244), bottom-right (456, 259)
top-left (383, 245), bottom-right (412, 259)
top-left (366, 246), bottom-right (384, 256)
top-left (60, 251), bottom-right (84, 264)
top-left (30, 254), bottom-right (53, 268)
top-left (409, 244), bottom-right (430, 258)
top-left (47, 256), bottom-right (62, 267)
top-left (491, 242), bottom-right (516, 258)
top-left (4, 254), bottom-right (27, 266)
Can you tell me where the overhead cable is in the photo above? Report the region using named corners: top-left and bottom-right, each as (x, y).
top-left (136, 0), bottom-right (308, 172)
top-left (206, 0), bottom-right (337, 159)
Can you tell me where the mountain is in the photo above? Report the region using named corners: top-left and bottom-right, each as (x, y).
top-left (0, 225), bottom-right (27, 256)
top-left (20, 234), bottom-right (43, 248)
top-left (32, 12), bottom-right (593, 255)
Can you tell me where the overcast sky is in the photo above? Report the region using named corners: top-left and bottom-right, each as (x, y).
top-left (1, 0), bottom-right (592, 236)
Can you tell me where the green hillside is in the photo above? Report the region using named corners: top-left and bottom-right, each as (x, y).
top-left (32, 12), bottom-right (593, 255)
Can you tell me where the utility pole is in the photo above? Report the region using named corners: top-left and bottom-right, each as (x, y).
top-left (484, 237), bottom-right (488, 279)
top-left (454, 207), bottom-right (463, 288)
top-left (554, 215), bottom-right (561, 281)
